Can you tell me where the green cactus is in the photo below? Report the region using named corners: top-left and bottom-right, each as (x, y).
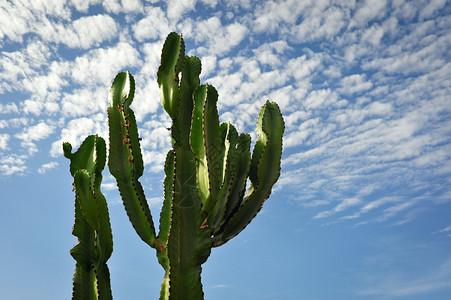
top-left (63, 135), bottom-right (113, 300)
top-left (107, 32), bottom-right (285, 299)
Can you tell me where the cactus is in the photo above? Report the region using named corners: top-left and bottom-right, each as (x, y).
top-left (63, 135), bottom-right (113, 300)
top-left (107, 32), bottom-right (285, 299)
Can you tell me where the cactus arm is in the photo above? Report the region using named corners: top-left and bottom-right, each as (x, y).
top-left (190, 85), bottom-right (210, 206)
top-left (73, 170), bottom-right (101, 230)
top-left (156, 150), bottom-right (175, 269)
top-left (156, 150), bottom-right (175, 300)
top-left (157, 32), bottom-right (185, 119)
top-left (107, 72), bottom-right (156, 248)
top-left (213, 101), bottom-right (284, 246)
top-left (221, 133), bottom-right (251, 222)
top-left (190, 85), bottom-right (225, 214)
top-left (173, 55), bottom-right (201, 148)
top-left (212, 131), bottom-right (251, 234)
top-left (209, 123), bottom-right (238, 230)
top-left (64, 135), bottom-right (113, 300)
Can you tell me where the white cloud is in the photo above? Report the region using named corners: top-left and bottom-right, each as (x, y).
top-left (199, 55), bottom-right (217, 78)
top-left (0, 103), bottom-right (19, 114)
top-left (14, 122), bottom-right (55, 155)
top-left (432, 225), bottom-right (451, 238)
top-left (0, 134), bottom-right (9, 150)
top-left (133, 80), bottom-right (161, 122)
top-left (314, 197), bottom-right (361, 219)
top-left (37, 161), bottom-right (58, 174)
top-left (304, 89), bottom-right (338, 110)
top-left (61, 14), bottom-right (118, 49)
top-left (349, 0), bottom-right (388, 28)
top-left (133, 7), bottom-right (172, 41)
top-left (0, 118), bottom-right (29, 129)
top-left (253, 0), bottom-right (307, 33)
top-left (185, 17), bottom-right (248, 56)
top-left (0, 154), bottom-right (27, 176)
top-left (293, 5), bottom-right (346, 41)
top-left (15, 122), bottom-right (54, 142)
top-left (166, 0), bottom-right (197, 21)
top-left (103, 0), bottom-right (122, 13)
top-left (71, 42), bottom-right (141, 86)
top-left (32, 14), bottom-right (118, 49)
top-left (361, 24), bottom-right (385, 46)
top-left (200, 0), bottom-right (218, 7)
top-left (253, 40), bottom-right (291, 67)
top-left (288, 54), bottom-right (322, 81)
top-left (61, 88), bottom-right (108, 117)
top-left (50, 115), bottom-right (107, 157)
top-left (340, 74), bottom-right (373, 95)
top-left (69, 0), bottom-right (102, 12)
top-left (419, 0), bottom-right (447, 20)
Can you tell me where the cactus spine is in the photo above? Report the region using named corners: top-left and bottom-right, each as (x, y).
top-left (63, 135), bottom-right (113, 300)
top-left (107, 32), bottom-right (285, 299)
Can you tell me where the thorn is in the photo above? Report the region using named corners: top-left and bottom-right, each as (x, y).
top-left (200, 217), bottom-right (209, 229)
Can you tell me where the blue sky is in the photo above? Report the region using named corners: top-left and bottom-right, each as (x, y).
top-left (1, 0), bottom-right (451, 299)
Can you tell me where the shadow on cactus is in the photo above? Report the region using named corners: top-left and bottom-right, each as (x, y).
top-left (64, 32), bottom-right (284, 300)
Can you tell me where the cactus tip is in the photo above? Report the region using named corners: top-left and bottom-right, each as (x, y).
top-left (62, 142), bottom-right (72, 159)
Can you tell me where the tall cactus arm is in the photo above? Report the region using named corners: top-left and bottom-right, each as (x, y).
top-left (220, 133), bottom-right (251, 226)
top-left (172, 55), bottom-right (201, 148)
top-left (157, 32), bottom-right (185, 119)
top-left (211, 129), bottom-right (251, 234)
top-left (63, 135), bottom-right (113, 300)
top-left (157, 150), bottom-right (175, 300)
top-left (156, 150), bottom-right (175, 269)
top-left (190, 84), bottom-right (225, 214)
top-left (107, 71), bottom-right (156, 247)
top-left (213, 101), bottom-right (284, 246)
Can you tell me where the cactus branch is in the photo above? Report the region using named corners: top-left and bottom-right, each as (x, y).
top-left (107, 71), bottom-right (156, 248)
top-left (63, 135), bottom-right (113, 300)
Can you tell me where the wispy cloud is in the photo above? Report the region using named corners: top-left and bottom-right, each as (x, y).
top-left (358, 257), bottom-right (451, 297)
